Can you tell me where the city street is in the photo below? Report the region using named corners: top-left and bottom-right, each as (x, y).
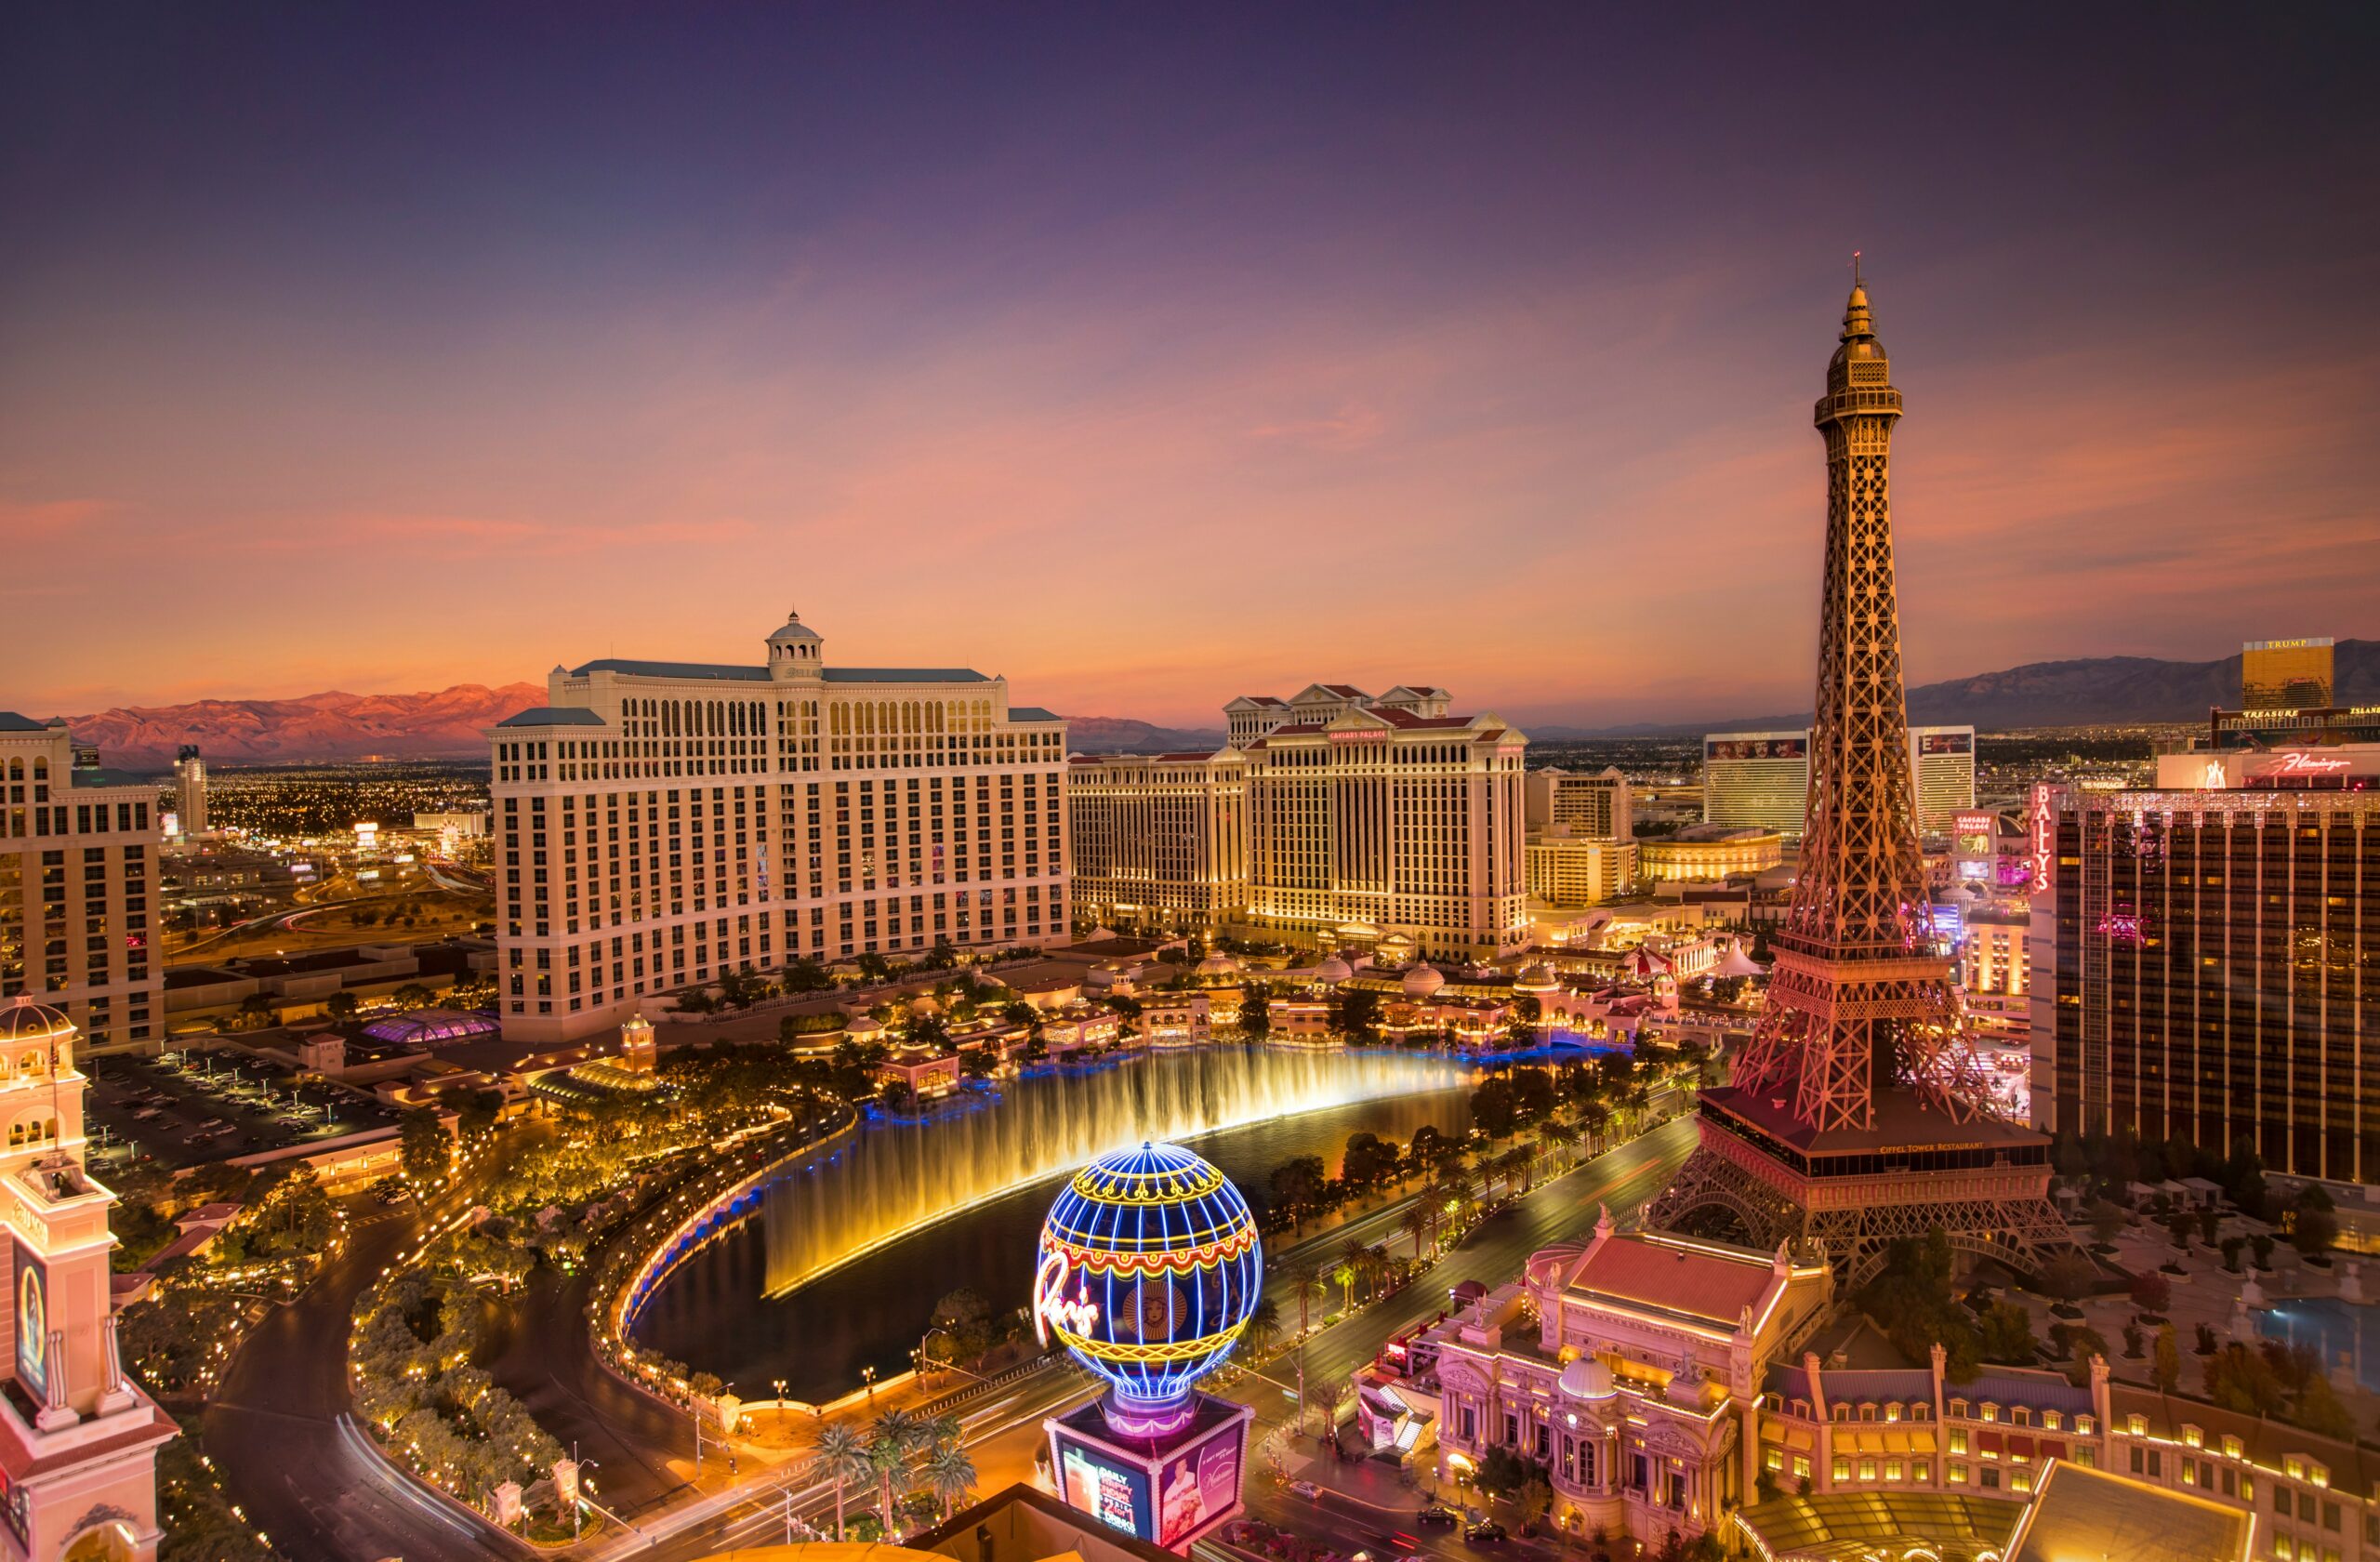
top-left (204, 1196), bottom-right (528, 1561)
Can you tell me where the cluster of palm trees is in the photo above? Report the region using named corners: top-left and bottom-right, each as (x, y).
top-left (812, 1408), bottom-right (977, 1541)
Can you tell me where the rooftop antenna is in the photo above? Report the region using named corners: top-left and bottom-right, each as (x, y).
top-left (1852, 250), bottom-right (1863, 286)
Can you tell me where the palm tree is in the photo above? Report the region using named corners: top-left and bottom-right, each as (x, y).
top-left (1441, 1171), bottom-right (1474, 1232)
top-left (1541, 1119), bottom-right (1579, 1172)
top-left (1242, 1295), bottom-right (1282, 1358)
top-left (924, 1411), bottom-right (963, 1452)
top-left (1576, 1099), bottom-right (1612, 1153)
top-left (1309, 1375), bottom-right (1349, 1441)
top-left (868, 1409), bottom-right (928, 1536)
top-left (1289, 1261), bottom-right (1325, 1338)
top-left (924, 1441), bottom-right (977, 1520)
top-left (1338, 1237), bottom-right (1369, 1305)
top-left (813, 1423), bottom-right (874, 1541)
top-left (1502, 1144), bottom-right (1534, 1197)
top-left (1399, 1201), bottom-right (1431, 1263)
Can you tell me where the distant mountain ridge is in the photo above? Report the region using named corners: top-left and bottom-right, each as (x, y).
top-left (1549, 638), bottom-right (2379, 738)
top-left (37, 639), bottom-right (2373, 766)
top-left (1061, 717), bottom-right (1227, 754)
top-left (58, 685), bottom-right (547, 767)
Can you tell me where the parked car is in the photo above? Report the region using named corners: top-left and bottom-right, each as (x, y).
top-left (1463, 1519), bottom-right (1506, 1544)
top-left (1417, 1505), bottom-right (1461, 1528)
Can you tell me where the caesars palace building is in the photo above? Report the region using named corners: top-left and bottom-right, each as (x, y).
top-left (487, 612), bottom-right (1069, 1044)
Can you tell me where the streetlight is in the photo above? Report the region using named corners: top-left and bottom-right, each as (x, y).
top-left (861, 1365), bottom-right (877, 1404)
top-left (773, 1378), bottom-right (788, 1432)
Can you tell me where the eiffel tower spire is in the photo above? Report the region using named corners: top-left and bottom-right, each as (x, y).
top-left (1646, 272), bottom-right (2068, 1288)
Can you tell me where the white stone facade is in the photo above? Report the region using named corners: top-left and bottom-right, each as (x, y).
top-left (488, 612), bottom-right (1069, 1043)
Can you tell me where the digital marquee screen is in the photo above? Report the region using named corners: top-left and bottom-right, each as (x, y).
top-left (1705, 737), bottom-right (1805, 761)
top-left (1054, 1433), bottom-right (1154, 1540)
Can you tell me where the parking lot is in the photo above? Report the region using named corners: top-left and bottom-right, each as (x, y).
top-left (86, 1047), bottom-right (403, 1172)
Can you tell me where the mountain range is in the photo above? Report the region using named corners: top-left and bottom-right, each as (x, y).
top-left (56, 685), bottom-right (548, 767)
top-left (33, 639), bottom-right (2372, 766)
top-left (1550, 639), bottom-right (2378, 739)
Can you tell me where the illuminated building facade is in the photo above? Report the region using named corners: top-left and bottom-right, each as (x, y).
top-left (1526, 767), bottom-right (1633, 841)
top-left (1065, 751), bottom-right (1247, 934)
top-left (170, 747), bottom-right (205, 838)
top-left (1428, 1214), bottom-right (1831, 1546)
top-left (488, 611), bottom-right (1069, 1043)
top-left (2039, 745), bottom-right (2380, 1188)
top-left (0, 999), bottom-right (178, 1561)
top-left (0, 718), bottom-right (160, 1056)
top-left (1909, 726), bottom-right (1977, 835)
top-left (2241, 637), bottom-right (2335, 711)
top-left (1525, 827), bottom-right (1636, 908)
top-left (1650, 277), bottom-right (2068, 1285)
top-left (1703, 726), bottom-right (1974, 839)
top-left (1700, 733), bottom-right (1810, 839)
top-left (1639, 826), bottom-right (1781, 883)
top-left (1241, 702), bottom-right (1529, 961)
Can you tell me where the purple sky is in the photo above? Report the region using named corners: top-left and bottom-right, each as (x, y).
top-left (4, 5), bottom-right (2376, 727)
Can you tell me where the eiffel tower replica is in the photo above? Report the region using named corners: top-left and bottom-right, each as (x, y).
top-left (1646, 268), bottom-right (2069, 1287)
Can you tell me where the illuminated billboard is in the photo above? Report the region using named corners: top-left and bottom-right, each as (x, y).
top-left (1051, 1413), bottom-right (1245, 1548)
top-left (1917, 731), bottom-right (1973, 756)
top-left (1055, 1432), bottom-right (1153, 1538)
top-left (1704, 736), bottom-right (1805, 761)
top-left (12, 1241), bottom-right (46, 1401)
top-left (1155, 1420), bottom-right (1244, 1547)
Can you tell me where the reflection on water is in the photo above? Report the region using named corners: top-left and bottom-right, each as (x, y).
top-left (631, 1046), bottom-right (1474, 1401)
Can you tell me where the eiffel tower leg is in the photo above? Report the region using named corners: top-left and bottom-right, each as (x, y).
top-left (1643, 1145), bottom-right (1805, 1251)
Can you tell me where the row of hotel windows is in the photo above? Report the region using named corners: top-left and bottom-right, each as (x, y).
top-left (1782, 1397), bottom-right (2092, 1431)
top-left (1, 800), bottom-right (152, 840)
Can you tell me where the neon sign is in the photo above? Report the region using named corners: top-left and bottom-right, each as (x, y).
top-left (2264, 752), bottom-right (2350, 775)
top-left (2029, 785), bottom-right (2055, 899)
top-left (1032, 1251), bottom-right (1100, 1345)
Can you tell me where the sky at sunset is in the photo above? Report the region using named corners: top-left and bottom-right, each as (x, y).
top-left (4, 5), bottom-right (2376, 728)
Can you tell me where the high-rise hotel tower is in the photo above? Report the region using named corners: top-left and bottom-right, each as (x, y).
top-left (488, 612), bottom-right (1069, 1043)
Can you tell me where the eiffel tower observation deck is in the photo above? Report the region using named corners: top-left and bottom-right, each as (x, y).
top-left (1646, 271), bottom-right (2069, 1287)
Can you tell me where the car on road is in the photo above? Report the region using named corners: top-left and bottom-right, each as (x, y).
top-left (1463, 1519), bottom-right (1506, 1544)
top-left (1417, 1504), bottom-right (1461, 1528)
top-left (1289, 1480), bottom-right (1321, 1501)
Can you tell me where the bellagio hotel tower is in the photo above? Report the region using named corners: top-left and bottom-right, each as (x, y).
top-left (487, 612), bottom-right (1068, 1043)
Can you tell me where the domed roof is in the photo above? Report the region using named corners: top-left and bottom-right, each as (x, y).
top-left (1514, 960), bottom-right (1557, 990)
top-left (906, 993), bottom-right (941, 1015)
top-left (1315, 955), bottom-right (1353, 985)
top-left (766, 609), bottom-right (822, 644)
top-left (847, 1013), bottom-right (884, 1037)
top-left (0, 999), bottom-right (73, 1043)
top-left (1195, 952), bottom-right (1239, 978)
top-left (1558, 1357), bottom-right (1615, 1400)
top-left (1401, 962), bottom-right (1446, 999)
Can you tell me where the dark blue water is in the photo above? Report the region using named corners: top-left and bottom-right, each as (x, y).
top-left (632, 1057), bottom-right (1474, 1401)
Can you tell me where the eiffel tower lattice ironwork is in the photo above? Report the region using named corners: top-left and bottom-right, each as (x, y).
top-left (1646, 271), bottom-right (2069, 1287)
top-left (1725, 265), bottom-right (1995, 1129)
